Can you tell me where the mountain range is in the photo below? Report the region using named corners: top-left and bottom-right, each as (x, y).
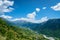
top-left (11, 19), bottom-right (60, 38)
top-left (0, 17), bottom-right (60, 40)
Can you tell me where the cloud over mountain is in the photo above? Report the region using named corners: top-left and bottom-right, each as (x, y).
top-left (0, 15), bottom-right (12, 19)
top-left (0, 0), bottom-right (48, 23)
top-left (11, 8), bottom-right (48, 23)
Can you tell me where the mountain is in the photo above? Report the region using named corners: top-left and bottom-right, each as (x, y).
top-left (33, 19), bottom-right (60, 38)
top-left (11, 20), bottom-right (39, 29)
top-left (0, 18), bottom-right (48, 40)
top-left (12, 19), bottom-right (60, 39)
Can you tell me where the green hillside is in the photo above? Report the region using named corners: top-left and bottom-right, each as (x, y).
top-left (0, 18), bottom-right (48, 40)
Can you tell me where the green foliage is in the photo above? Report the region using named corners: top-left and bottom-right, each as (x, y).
top-left (0, 18), bottom-right (48, 40)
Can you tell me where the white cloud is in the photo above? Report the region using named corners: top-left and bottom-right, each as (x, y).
top-left (27, 12), bottom-right (36, 19)
top-left (0, 0), bottom-right (48, 23)
top-left (51, 3), bottom-right (60, 11)
top-left (3, 7), bottom-right (14, 12)
top-left (27, 8), bottom-right (40, 19)
top-left (0, 0), bottom-right (14, 14)
top-left (11, 16), bottom-right (48, 23)
top-left (0, 15), bottom-right (12, 19)
top-left (11, 18), bottom-right (32, 22)
top-left (31, 16), bottom-right (48, 23)
top-left (39, 16), bottom-right (48, 23)
top-left (42, 7), bottom-right (46, 9)
top-left (11, 8), bottom-right (48, 23)
top-left (36, 8), bottom-right (40, 12)
top-left (0, 1), bottom-right (3, 6)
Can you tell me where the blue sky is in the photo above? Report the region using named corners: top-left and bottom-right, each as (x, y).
top-left (0, 0), bottom-right (60, 23)
top-left (7, 0), bottom-right (60, 19)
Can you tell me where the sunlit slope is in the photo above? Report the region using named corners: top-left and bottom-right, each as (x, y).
top-left (0, 18), bottom-right (48, 40)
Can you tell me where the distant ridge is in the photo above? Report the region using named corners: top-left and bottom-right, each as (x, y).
top-left (12, 18), bottom-right (60, 39)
